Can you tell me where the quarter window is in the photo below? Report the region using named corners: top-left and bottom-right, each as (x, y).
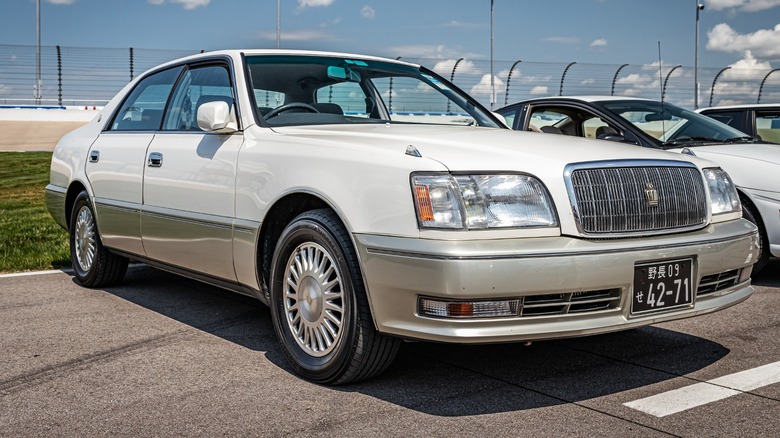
top-left (110, 66), bottom-right (182, 131)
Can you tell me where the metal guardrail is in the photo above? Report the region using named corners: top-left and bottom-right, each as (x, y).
top-left (1, 44), bottom-right (779, 110)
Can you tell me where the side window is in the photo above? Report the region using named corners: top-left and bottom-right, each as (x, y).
top-left (499, 110), bottom-right (516, 129)
top-left (756, 111), bottom-right (780, 144)
top-left (163, 65), bottom-right (234, 131)
top-left (583, 116), bottom-right (609, 139)
top-left (110, 66), bottom-right (182, 131)
top-left (529, 109), bottom-right (568, 135)
top-left (704, 110), bottom-right (743, 130)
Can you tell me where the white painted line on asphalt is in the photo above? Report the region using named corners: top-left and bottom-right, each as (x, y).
top-left (0, 268), bottom-right (72, 279)
top-left (624, 361), bottom-right (780, 417)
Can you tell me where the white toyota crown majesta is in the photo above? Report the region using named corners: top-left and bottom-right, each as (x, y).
top-left (46, 50), bottom-right (759, 384)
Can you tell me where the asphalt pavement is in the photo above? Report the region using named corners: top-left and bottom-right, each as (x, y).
top-left (1, 262), bottom-right (778, 437)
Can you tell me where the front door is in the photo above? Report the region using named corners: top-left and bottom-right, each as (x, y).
top-left (141, 63), bottom-right (242, 282)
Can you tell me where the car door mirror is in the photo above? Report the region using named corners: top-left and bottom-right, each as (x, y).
top-left (600, 134), bottom-right (627, 143)
top-left (197, 101), bottom-right (237, 133)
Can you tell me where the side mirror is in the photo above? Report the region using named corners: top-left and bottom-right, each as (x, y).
top-left (599, 134), bottom-right (627, 143)
top-left (197, 101), bottom-right (237, 133)
top-left (492, 112), bottom-right (510, 128)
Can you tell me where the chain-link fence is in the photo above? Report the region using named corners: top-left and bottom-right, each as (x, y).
top-left (2, 44), bottom-right (779, 109)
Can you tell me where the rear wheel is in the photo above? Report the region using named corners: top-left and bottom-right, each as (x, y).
top-left (69, 191), bottom-right (128, 287)
top-left (741, 198), bottom-right (769, 273)
top-left (269, 209), bottom-right (400, 384)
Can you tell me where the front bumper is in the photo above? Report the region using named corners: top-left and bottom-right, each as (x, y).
top-left (355, 219), bottom-right (759, 343)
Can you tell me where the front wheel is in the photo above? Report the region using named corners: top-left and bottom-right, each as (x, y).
top-left (269, 209), bottom-right (400, 384)
top-left (69, 190), bottom-right (128, 287)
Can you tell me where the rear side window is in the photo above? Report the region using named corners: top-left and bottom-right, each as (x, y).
top-left (756, 111), bottom-right (780, 143)
top-left (702, 110), bottom-right (744, 131)
top-left (110, 66), bottom-right (183, 131)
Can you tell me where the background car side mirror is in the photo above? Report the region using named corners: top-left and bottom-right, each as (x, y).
top-left (197, 101), bottom-right (238, 133)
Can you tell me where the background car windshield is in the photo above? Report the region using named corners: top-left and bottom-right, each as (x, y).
top-left (598, 100), bottom-right (750, 147)
top-left (245, 55), bottom-right (500, 128)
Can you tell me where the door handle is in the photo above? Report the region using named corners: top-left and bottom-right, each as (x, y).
top-left (147, 152), bottom-right (163, 167)
top-left (89, 150), bottom-right (100, 163)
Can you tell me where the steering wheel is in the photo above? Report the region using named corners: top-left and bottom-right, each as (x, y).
top-left (264, 103), bottom-right (319, 119)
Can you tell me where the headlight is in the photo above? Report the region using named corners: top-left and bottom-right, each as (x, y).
top-left (411, 173), bottom-right (558, 229)
top-left (703, 168), bottom-right (740, 215)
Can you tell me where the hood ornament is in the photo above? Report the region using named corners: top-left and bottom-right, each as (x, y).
top-left (644, 182), bottom-right (659, 207)
top-left (405, 144), bottom-right (422, 158)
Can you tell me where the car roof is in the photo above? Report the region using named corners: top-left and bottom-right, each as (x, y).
top-left (506, 95), bottom-right (656, 106)
top-left (148, 49), bottom-right (421, 72)
top-left (697, 103), bottom-right (780, 112)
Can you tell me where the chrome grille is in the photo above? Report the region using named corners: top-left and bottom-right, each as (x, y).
top-left (568, 163), bottom-right (707, 236)
top-left (697, 269), bottom-right (740, 296)
top-left (520, 289), bottom-right (621, 317)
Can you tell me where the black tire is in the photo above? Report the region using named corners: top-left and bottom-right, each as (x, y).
top-left (69, 190), bottom-right (128, 287)
top-left (741, 198), bottom-right (769, 274)
top-left (269, 209), bottom-right (400, 385)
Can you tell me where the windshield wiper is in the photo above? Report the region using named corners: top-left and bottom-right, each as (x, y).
top-left (663, 136), bottom-right (723, 146)
top-left (724, 136), bottom-right (758, 143)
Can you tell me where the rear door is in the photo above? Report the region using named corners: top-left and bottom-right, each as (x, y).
top-left (86, 66), bottom-right (182, 256)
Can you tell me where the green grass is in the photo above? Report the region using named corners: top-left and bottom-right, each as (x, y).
top-left (0, 152), bottom-right (70, 273)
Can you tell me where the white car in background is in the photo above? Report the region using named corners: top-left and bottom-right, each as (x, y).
top-left (46, 52), bottom-right (758, 384)
top-left (498, 96), bottom-right (780, 272)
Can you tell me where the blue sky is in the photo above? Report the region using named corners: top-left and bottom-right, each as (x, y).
top-left (0, 0), bottom-right (778, 70)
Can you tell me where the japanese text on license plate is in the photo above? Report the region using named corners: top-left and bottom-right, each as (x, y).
top-left (632, 258), bottom-right (693, 315)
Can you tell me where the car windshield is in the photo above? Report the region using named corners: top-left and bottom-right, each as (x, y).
top-left (245, 55), bottom-right (501, 128)
top-left (595, 100), bottom-right (756, 148)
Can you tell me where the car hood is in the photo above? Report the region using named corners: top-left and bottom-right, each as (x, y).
top-left (682, 143), bottom-right (780, 193)
top-left (272, 123), bottom-right (705, 173)
top-left (687, 143), bottom-right (780, 165)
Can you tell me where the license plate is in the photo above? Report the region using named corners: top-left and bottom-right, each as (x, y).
top-left (632, 258), bottom-right (694, 315)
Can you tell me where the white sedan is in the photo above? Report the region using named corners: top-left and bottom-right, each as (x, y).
top-left (498, 96), bottom-right (780, 272)
top-left (47, 51), bottom-right (758, 384)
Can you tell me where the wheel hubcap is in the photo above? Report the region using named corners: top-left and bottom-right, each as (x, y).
top-left (74, 206), bottom-right (96, 272)
top-left (283, 242), bottom-right (344, 357)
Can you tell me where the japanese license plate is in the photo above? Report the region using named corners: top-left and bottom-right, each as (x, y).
top-left (632, 258), bottom-right (694, 315)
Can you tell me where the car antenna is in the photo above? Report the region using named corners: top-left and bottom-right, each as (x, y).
top-left (658, 41), bottom-right (666, 135)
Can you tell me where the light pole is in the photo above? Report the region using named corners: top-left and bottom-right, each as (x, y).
top-left (35, 0), bottom-right (41, 104)
top-left (276, 0), bottom-right (281, 49)
top-left (490, 0), bottom-right (494, 109)
top-left (694, 1), bottom-right (704, 109)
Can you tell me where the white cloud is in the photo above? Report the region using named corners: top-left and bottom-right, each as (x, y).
top-left (387, 45), bottom-right (480, 60)
top-left (590, 38), bottom-right (608, 48)
top-left (361, 5), bottom-right (376, 20)
top-left (432, 59), bottom-right (482, 77)
top-left (47, 0), bottom-right (76, 4)
top-left (705, 0), bottom-right (780, 12)
top-left (470, 74), bottom-right (506, 101)
top-left (543, 36), bottom-right (579, 44)
top-left (530, 86), bottom-right (549, 96)
top-left (707, 23), bottom-right (780, 58)
top-left (256, 29), bottom-right (338, 42)
top-left (147, 0), bottom-right (210, 9)
top-left (722, 51), bottom-right (773, 80)
top-left (298, 0), bottom-right (335, 8)
top-left (320, 17), bottom-right (342, 27)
